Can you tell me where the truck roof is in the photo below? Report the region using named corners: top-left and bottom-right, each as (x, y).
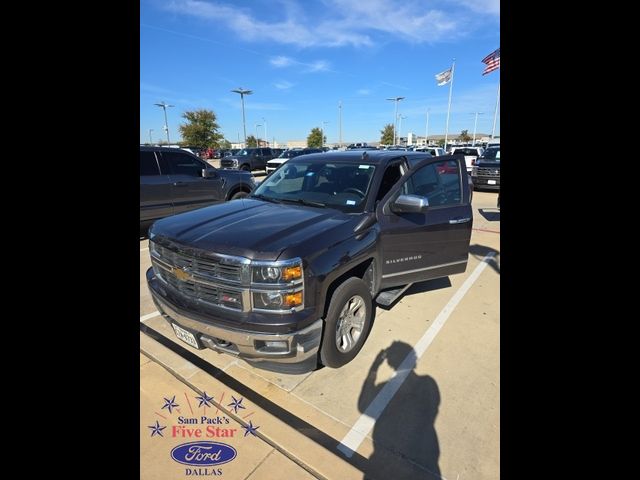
top-left (288, 149), bottom-right (434, 167)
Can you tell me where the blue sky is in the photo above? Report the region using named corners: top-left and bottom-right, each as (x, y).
top-left (140, 0), bottom-right (500, 145)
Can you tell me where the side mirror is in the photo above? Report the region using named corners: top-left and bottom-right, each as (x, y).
top-left (202, 168), bottom-right (217, 178)
top-left (390, 194), bottom-right (429, 213)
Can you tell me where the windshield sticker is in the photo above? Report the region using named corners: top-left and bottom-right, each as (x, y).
top-left (346, 200), bottom-right (356, 205)
top-left (359, 165), bottom-right (370, 169)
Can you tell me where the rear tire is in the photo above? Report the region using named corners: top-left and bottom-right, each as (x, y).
top-left (240, 164), bottom-right (250, 171)
top-left (230, 191), bottom-right (249, 200)
top-left (320, 277), bottom-right (373, 368)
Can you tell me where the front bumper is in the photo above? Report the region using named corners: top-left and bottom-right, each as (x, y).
top-left (471, 176), bottom-right (500, 190)
top-left (147, 268), bottom-right (322, 373)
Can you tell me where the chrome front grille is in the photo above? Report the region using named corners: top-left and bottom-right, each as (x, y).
top-left (152, 244), bottom-right (243, 284)
top-left (151, 243), bottom-right (248, 311)
top-left (477, 167), bottom-right (500, 177)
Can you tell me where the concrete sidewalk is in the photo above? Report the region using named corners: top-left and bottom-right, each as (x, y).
top-left (140, 333), bottom-right (363, 480)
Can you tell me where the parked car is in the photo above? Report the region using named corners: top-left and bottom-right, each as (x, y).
top-left (146, 150), bottom-right (472, 372)
top-left (220, 148), bottom-right (276, 171)
top-left (471, 146), bottom-right (500, 191)
top-left (265, 148), bottom-right (324, 174)
top-left (450, 147), bottom-right (485, 173)
top-left (140, 146), bottom-right (256, 232)
top-left (415, 147), bottom-right (446, 156)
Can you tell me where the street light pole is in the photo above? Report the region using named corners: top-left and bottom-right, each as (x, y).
top-left (255, 124), bottom-right (262, 147)
top-left (154, 102), bottom-right (174, 144)
top-left (397, 115), bottom-right (407, 146)
top-left (425, 108), bottom-right (430, 146)
top-left (148, 128), bottom-right (154, 145)
top-left (338, 100), bottom-right (342, 148)
top-left (471, 112), bottom-right (485, 146)
top-left (231, 88), bottom-right (253, 148)
top-left (386, 97), bottom-right (405, 146)
top-left (261, 117), bottom-right (267, 147)
top-left (321, 121), bottom-right (329, 148)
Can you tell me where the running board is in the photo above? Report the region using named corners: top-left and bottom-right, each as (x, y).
top-left (375, 283), bottom-right (413, 307)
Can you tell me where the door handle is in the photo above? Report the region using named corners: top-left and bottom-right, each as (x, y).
top-left (449, 217), bottom-right (471, 224)
top-left (173, 181), bottom-right (188, 187)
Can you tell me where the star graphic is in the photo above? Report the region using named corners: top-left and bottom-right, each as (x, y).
top-left (148, 420), bottom-right (166, 437)
top-left (195, 391), bottom-right (214, 408)
top-left (227, 395), bottom-right (246, 414)
top-left (242, 420), bottom-right (260, 437)
top-left (161, 395), bottom-right (180, 414)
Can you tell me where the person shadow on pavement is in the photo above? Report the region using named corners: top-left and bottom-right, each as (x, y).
top-left (358, 341), bottom-right (442, 480)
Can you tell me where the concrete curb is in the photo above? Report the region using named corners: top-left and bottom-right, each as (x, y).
top-left (140, 331), bottom-right (363, 480)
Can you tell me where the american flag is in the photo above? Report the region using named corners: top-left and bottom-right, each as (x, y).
top-left (481, 48), bottom-right (500, 75)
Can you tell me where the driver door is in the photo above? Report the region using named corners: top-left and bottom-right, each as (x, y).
top-left (376, 156), bottom-right (473, 289)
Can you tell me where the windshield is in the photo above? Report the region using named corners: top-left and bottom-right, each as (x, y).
top-left (279, 150), bottom-right (303, 158)
top-left (481, 147), bottom-right (500, 161)
top-left (236, 149), bottom-right (255, 156)
top-left (252, 160), bottom-right (376, 213)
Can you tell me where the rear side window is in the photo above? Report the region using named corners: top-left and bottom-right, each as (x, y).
top-left (140, 151), bottom-right (160, 176)
top-left (163, 151), bottom-right (204, 177)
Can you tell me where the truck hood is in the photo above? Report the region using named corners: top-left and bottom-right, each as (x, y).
top-left (150, 198), bottom-right (358, 261)
top-left (476, 160), bottom-right (501, 167)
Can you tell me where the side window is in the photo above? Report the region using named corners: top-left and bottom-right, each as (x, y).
top-left (140, 151), bottom-right (160, 176)
top-left (376, 164), bottom-right (403, 202)
top-left (164, 151), bottom-right (204, 177)
top-left (402, 160), bottom-right (462, 206)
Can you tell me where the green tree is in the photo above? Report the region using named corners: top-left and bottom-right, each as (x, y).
top-left (437, 139), bottom-right (445, 147)
top-left (380, 124), bottom-right (395, 145)
top-left (458, 129), bottom-right (471, 143)
top-left (246, 135), bottom-right (258, 147)
top-left (219, 139), bottom-right (232, 150)
top-left (178, 109), bottom-right (224, 148)
top-left (307, 127), bottom-right (324, 148)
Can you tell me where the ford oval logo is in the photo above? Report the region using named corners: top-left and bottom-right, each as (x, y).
top-left (170, 441), bottom-right (237, 466)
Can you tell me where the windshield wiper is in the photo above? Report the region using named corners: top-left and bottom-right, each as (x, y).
top-left (250, 194), bottom-right (282, 204)
top-left (279, 197), bottom-right (326, 208)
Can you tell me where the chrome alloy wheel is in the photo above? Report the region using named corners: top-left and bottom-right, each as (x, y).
top-left (335, 295), bottom-right (366, 353)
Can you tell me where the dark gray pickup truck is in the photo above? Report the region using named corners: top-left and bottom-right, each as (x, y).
top-left (220, 147), bottom-right (276, 171)
top-left (146, 151), bottom-right (472, 372)
top-left (140, 146), bottom-right (255, 231)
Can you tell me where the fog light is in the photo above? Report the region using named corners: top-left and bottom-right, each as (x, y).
top-left (264, 341), bottom-right (287, 349)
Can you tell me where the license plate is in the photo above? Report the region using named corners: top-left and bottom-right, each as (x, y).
top-left (172, 323), bottom-right (199, 348)
top-left (488, 180), bottom-right (497, 185)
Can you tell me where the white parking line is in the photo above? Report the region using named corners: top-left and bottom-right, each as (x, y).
top-left (140, 311), bottom-right (160, 322)
top-left (336, 252), bottom-right (496, 458)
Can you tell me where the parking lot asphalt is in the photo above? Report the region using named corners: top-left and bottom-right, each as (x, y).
top-left (140, 189), bottom-right (500, 480)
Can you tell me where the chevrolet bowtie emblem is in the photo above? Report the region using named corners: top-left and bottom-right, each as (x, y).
top-left (173, 267), bottom-right (191, 282)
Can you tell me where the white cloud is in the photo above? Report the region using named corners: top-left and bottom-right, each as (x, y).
top-left (274, 80), bottom-right (294, 90)
top-left (306, 60), bottom-right (329, 72)
top-left (270, 56), bottom-right (294, 68)
top-left (161, 0), bottom-right (497, 48)
top-left (357, 89), bottom-right (371, 95)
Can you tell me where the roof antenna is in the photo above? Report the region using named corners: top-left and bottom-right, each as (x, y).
top-left (361, 151), bottom-right (369, 161)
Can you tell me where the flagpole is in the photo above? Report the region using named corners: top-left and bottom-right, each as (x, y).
top-left (491, 83), bottom-right (500, 139)
top-left (444, 59), bottom-right (455, 151)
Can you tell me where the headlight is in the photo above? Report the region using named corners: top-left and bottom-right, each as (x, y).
top-left (250, 258), bottom-right (304, 312)
top-left (251, 259), bottom-right (303, 284)
top-left (252, 289), bottom-right (303, 311)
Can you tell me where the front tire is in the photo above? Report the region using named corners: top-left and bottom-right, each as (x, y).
top-left (240, 164), bottom-right (251, 171)
top-left (320, 277), bottom-right (373, 368)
